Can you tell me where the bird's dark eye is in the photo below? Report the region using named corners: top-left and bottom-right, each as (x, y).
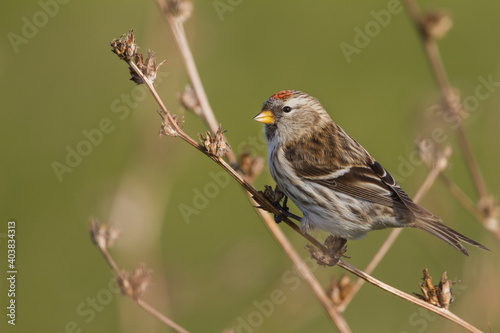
top-left (283, 106), bottom-right (292, 113)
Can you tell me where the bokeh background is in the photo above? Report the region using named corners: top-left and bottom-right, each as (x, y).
top-left (1, 1), bottom-right (499, 332)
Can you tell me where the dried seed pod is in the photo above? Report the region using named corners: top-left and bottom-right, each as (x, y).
top-left (179, 84), bottom-right (201, 115)
top-left (89, 219), bottom-right (120, 249)
top-left (422, 10), bottom-right (453, 40)
top-left (328, 275), bottom-right (352, 305)
top-left (110, 29), bottom-right (137, 61)
top-left (416, 268), bottom-right (457, 309)
top-left (198, 126), bottom-right (231, 158)
top-left (167, 0), bottom-right (193, 22)
top-left (130, 50), bottom-right (167, 84)
top-left (117, 263), bottom-right (152, 299)
top-left (307, 236), bottom-right (347, 267)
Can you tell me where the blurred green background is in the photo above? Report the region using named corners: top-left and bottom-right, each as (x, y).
top-left (1, 0), bottom-right (499, 332)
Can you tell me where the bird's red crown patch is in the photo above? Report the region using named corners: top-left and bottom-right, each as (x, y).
top-left (270, 90), bottom-right (294, 101)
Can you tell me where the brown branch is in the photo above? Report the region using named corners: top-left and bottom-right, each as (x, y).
top-left (440, 173), bottom-right (500, 243)
top-left (337, 260), bottom-right (483, 333)
top-left (155, 0), bottom-right (237, 166)
top-left (404, 0), bottom-right (499, 243)
top-left (89, 220), bottom-right (190, 333)
top-left (249, 194), bottom-right (351, 333)
top-left (440, 173), bottom-right (484, 222)
top-left (137, 299), bottom-right (189, 333)
top-left (404, 0), bottom-right (489, 202)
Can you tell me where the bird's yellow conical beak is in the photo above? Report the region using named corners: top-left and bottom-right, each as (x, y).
top-left (253, 110), bottom-right (275, 124)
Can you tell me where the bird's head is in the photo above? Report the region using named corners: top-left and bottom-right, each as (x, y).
top-left (254, 90), bottom-right (331, 143)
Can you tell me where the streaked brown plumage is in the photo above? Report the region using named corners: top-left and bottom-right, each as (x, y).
top-left (254, 90), bottom-right (488, 256)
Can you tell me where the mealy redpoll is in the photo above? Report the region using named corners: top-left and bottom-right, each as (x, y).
top-left (254, 90), bottom-right (488, 256)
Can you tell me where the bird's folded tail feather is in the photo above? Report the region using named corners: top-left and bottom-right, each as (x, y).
top-left (414, 219), bottom-right (490, 256)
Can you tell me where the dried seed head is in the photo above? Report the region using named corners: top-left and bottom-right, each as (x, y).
top-left (111, 29), bottom-right (138, 61)
top-left (198, 126), bottom-right (231, 158)
top-left (478, 196), bottom-right (499, 232)
top-left (89, 219), bottom-right (120, 249)
top-left (112, 29), bottom-right (167, 85)
top-left (178, 84), bottom-right (201, 115)
top-left (445, 88), bottom-right (467, 119)
top-left (167, 0), bottom-right (193, 22)
top-left (306, 236), bottom-right (347, 267)
top-left (422, 10), bottom-right (453, 40)
top-left (328, 275), bottom-right (352, 305)
top-left (416, 137), bottom-right (452, 171)
top-left (240, 152), bottom-right (264, 181)
top-left (438, 272), bottom-right (455, 310)
top-left (117, 263), bottom-right (152, 299)
top-left (160, 113), bottom-right (182, 137)
top-left (130, 50), bottom-right (167, 85)
top-left (416, 268), bottom-right (457, 309)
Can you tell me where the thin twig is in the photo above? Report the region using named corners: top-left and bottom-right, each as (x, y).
top-left (155, 0), bottom-right (237, 166)
top-left (337, 260), bottom-right (482, 333)
top-left (137, 299), bottom-right (190, 333)
top-left (404, 0), bottom-right (499, 244)
top-left (250, 194), bottom-right (351, 333)
top-left (338, 162), bottom-right (443, 311)
top-left (404, 0), bottom-right (489, 202)
top-left (90, 222), bottom-right (189, 333)
top-left (440, 174), bottom-right (500, 243)
top-left (439, 173), bottom-right (484, 222)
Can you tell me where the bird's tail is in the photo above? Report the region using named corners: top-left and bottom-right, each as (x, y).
top-left (414, 219), bottom-right (489, 256)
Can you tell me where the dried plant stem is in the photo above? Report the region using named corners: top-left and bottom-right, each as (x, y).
top-left (136, 299), bottom-right (190, 333)
top-left (155, 0), bottom-right (237, 165)
top-left (404, 0), bottom-right (499, 244)
top-left (439, 173), bottom-right (484, 222)
top-left (404, 0), bottom-right (488, 202)
top-left (250, 194), bottom-right (351, 333)
top-left (440, 174), bottom-right (500, 242)
top-left (93, 231), bottom-right (189, 333)
top-left (337, 260), bottom-right (482, 333)
top-left (338, 162), bottom-right (442, 311)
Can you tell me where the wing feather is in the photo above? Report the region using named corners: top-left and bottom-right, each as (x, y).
top-left (283, 126), bottom-right (422, 213)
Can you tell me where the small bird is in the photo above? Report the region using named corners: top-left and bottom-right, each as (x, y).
top-left (254, 90), bottom-right (488, 256)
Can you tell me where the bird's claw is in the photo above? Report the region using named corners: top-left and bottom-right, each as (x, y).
top-left (272, 196), bottom-right (289, 224)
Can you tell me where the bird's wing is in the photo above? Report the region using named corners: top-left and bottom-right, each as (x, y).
top-left (298, 160), bottom-right (405, 209)
top-left (368, 160), bottom-right (437, 218)
top-left (283, 132), bottom-right (436, 218)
